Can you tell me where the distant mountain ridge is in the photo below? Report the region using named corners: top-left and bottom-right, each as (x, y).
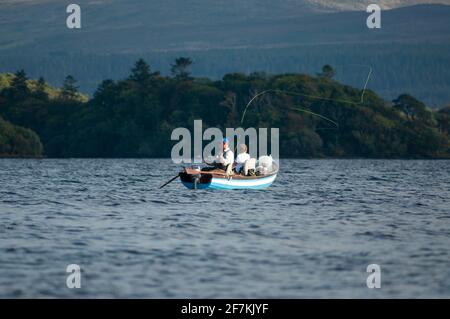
top-left (1, 2), bottom-right (449, 53)
top-left (0, 1), bottom-right (449, 106)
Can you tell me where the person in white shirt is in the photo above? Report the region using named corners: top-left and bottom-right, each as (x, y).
top-left (215, 137), bottom-right (234, 171)
top-left (235, 144), bottom-right (250, 174)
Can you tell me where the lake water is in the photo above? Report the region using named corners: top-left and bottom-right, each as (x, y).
top-left (0, 159), bottom-right (449, 298)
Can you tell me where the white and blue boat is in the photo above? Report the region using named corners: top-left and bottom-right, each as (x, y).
top-left (179, 165), bottom-right (278, 190)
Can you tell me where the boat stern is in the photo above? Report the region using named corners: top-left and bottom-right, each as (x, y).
top-left (179, 170), bottom-right (213, 189)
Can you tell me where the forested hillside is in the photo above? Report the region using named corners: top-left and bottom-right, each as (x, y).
top-left (1, 59), bottom-right (449, 158)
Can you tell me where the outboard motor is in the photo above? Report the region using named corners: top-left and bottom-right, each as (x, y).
top-left (192, 173), bottom-right (201, 189)
top-left (179, 166), bottom-right (213, 190)
top-left (191, 165), bottom-right (201, 189)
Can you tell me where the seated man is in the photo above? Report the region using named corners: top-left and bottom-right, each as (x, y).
top-left (211, 138), bottom-right (234, 172)
top-left (235, 144), bottom-right (250, 174)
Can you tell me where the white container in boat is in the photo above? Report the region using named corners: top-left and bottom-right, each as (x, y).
top-left (258, 155), bottom-right (273, 169)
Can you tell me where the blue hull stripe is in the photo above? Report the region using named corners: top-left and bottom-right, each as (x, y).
top-left (181, 174), bottom-right (277, 190)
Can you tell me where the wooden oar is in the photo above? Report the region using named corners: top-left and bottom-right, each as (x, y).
top-left (159, 173), bottom-right (180, 189)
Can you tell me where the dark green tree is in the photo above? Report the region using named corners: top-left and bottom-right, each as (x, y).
top-left (129, 59), bottom-right (151, 84)
top-left (128, 59), bottom-right (161, 94)
top-left (61, 75), bottom-right (79, 100)
top-left (171, 57), bottom-right (193, 80)
top-left (393, 94), bottom-right (429, 121)
top-left (35, 76), bottom-right (49, 100)
top-left (10, 69), bottom-right (30, 100)
top-left (319, 65), bottom-right (336, 79)
top-left (93, 79), bottom-right (116, 105)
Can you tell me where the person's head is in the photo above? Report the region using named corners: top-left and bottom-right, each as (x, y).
top-left (223, 137), bottom-right (229, 150)
top-left (239, 144), bottom-right (248, 154)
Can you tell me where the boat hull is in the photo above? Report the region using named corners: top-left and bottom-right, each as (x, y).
top-left (180, 173), bottom-right (277, 190)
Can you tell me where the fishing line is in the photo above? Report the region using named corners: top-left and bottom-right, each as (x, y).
top-left (239, 64), bottom-right (373, 129)
top-left (287, 106), bottom-right (339, 129)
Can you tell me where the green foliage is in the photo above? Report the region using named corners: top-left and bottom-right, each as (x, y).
top-left (60, 75), bottom-right (79, 100)
top-left (171, 57), bottom-right (193, 80)
top-left (6, 70), bottom-right (30, 101)
top-left (0, 73), bottom-right (14, 91)
top-left (0, 59), bottom-right (449, 158)
top-left (393, 94), bottom-right (428, 120)
top-left (437, 106), bottom-right (450, 136)
top-left (318, 65), bottom-right (336, 79)
top-left (0, 116), bottom-right (43, 157)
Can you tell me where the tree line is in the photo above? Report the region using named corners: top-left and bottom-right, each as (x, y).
top-left (0, 58), bottom-right (449, 158)
top-left (2, 43), bottom-right (450, 107)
